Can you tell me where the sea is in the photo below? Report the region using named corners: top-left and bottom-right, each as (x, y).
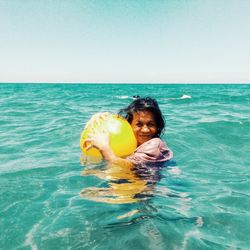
top-left (0, 83), bottom-right (249, 250)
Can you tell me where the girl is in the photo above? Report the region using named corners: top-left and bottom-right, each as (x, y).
top-left (83, 97), bottom-right (173, 167)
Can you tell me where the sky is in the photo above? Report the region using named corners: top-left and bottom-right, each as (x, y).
top-left (0, 0), bottom-right (250, 83)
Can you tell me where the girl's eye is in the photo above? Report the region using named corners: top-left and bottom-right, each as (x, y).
top-left (148, 123), bottom-right (156, 127)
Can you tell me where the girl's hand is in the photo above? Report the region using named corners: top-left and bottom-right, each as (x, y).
top-left (83, 129), bottom-right (117, 162)
top-left (83, 129), bottom-right (110, 152)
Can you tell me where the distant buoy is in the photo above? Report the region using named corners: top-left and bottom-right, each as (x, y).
top-left (80, 113), bottom-right (137, 161)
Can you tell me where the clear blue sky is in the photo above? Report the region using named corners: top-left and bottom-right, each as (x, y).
top-left (0, 0), bottom-right (249, 83)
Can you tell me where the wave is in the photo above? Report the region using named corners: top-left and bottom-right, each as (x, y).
top-left (180, 94), bottom-right (192, 99)
top-left (115, 95), bottom-right (131, 99)
top-left (163, 94), bottom-right (192, 101)
top-left (115, 94), bottom-right (192, 101)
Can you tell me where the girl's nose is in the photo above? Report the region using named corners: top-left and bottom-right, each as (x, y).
top-left (141, 125), bottom-right (150, 132)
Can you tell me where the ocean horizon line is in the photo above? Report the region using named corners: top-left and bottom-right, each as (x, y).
top-left (0, 82), bottom-right (249, 85)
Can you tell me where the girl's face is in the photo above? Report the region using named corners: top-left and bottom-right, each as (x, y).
top-left (131, 110), bottom-right (158, 146)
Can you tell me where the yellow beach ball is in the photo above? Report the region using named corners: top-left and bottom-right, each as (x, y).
top-left (80, 112), bottom-right (137, 161)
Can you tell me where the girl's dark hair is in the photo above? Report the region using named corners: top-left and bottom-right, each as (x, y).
top-left (118, 96), bottom-right (165, 137)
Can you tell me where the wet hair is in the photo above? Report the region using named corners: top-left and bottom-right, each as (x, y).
top-left (118, 96), bottom-right (165, 137)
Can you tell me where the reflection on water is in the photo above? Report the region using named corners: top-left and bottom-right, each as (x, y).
top-left (80, 159), bottom-right (186, 205)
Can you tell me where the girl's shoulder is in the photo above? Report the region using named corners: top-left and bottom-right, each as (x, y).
top-left (127, 137), bottom-right (173, 164)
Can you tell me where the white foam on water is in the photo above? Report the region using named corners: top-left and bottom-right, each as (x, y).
top-left (180, 94), bottom-right (192, 99)
top-left (182, 229), bottom-right (201, 249)
top-left (163, 94), bottom-right (192, 101)
top-left (115, 95), bottom-right (131, 99)
top-left (24, 220), bottom-right (42, 250)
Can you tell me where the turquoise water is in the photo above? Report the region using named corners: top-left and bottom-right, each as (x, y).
top-left (0, 83), bottom-right (249, 250)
